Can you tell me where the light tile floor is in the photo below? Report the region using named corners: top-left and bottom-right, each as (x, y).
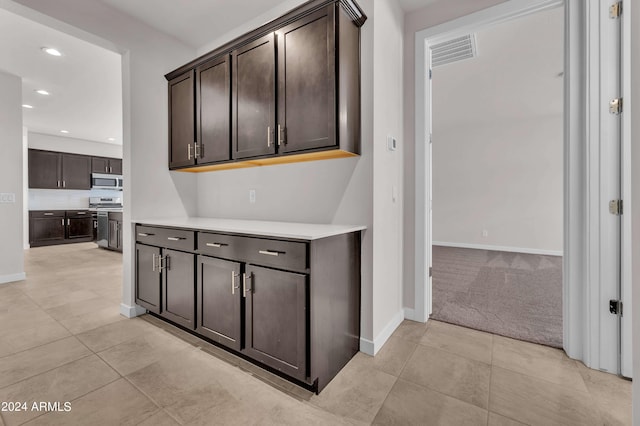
top-left (0, 243), bottom-right (631, 425)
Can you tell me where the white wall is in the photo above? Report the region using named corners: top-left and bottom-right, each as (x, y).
top-left (371, 0), bottom-right (405, 350)
top-left (431, 8), bottom-right (563, 254)
top-left (22, 127), bottom-right (28, 249)
top-left (402, 0), bottom-right (509, 309)
top-left (0, 71), bottom-right (25, 284)
top-left (433, 116), bottom-right (563, 253)
top-left (28, 131), bottom-right (123, 158)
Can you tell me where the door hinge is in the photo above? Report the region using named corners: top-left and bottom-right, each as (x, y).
top-left (609, 1), bottom-right (622, 18)
top-left (609, 98), bottom-right (623, 114)
top-left (429, 68), bottom-right (432, 80)
top-left (609, 299), bottom-right (622, 315)
top-left (609, 199), bottom-right (623, 215)
top-left (429, 133), bottom-right (432, 144)
top-left (429, 266), bottom-right (432, 277)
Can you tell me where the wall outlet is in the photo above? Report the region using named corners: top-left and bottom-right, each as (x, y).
top-left (0, 193), bottom-right (15, 203)
top-left (482, 230), bottom-right (488, 237)
top-left (249, 189), bottom-right (256, 204)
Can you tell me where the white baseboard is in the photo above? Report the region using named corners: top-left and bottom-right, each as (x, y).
top-left (359, 309), bottom-right (405, 356)
top-left (403, 307), bottom-right (417, 321)
top-left (120, 303), bottom-right (147, 318)
top-left (0, 272), bottom-right (26, 284)
top-left (433, 241), bottom-right (563, 257)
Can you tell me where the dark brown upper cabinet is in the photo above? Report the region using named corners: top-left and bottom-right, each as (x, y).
top-left (165, 0), bottom-right (366, 172)
top-left (232, 34), bottom-right (276, 160)
top-left (168, 71), bottom-right (196, 169)
top-left (28, 149), bottom-right (90, 190)
top-left (277, 7), bottom-right (335, 154)
top-left (196, 55), bottom-right (232, 164)
top-left (92, 157), bottom-right (122, 175)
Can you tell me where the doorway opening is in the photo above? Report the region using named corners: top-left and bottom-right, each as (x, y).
top-left (429, 6), bottom-right (564, 348)
top-left (413, 0), bottom-right (627, 376)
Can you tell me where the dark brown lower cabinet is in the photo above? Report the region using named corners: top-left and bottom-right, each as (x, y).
top-left (135, 243), bottom-right (162, 314)
top-left (196, 256), bottom-right (242, 351)
top-left (243, 265), bottom-right (307, 382)
top-left (161, 249), bottom-right (196, 329)
top-left (108, 212), bottom-right (123, 252)
top-left (67, 214), bottom-right (93, 240)
top-left (135, 224), bottom-right (361, 393)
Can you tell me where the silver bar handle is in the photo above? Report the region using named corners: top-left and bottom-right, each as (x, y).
top-left (167, 237), bottom-right (186, 241)
top-left (44, 212), bottom-right (54, 216)
top-left (77, 212), bottom-right (86, 215)
top-left (57, 180), bottom-right (60, 188)
top-left (259, 250), bottom-right (280, 257)
top-left (109, 166), bottom-right (112, 173)
top-left (231, 271), bottom-right (241, 295)
top-left (62, 181), bottom-right (66, 188)
top-left (61, 219), bottom-right (64, 226)
top-left (187, 143), bottom-right (192, 160)
top-left (277, 125), bottom-right (282, 146)
top-left (66, 218), bottom-right (70, 226)
top-left (267, 126), bottom-right (272, 147)
top-left (152, 253), bottom-right (157, 272)
top-left (206, 242), bottom-right (227, 248)
top-left (194, 142), bottom-right (200, 158)
top-left (242, 273), bottom-right (252, 298)
top-left (158, 255), bottom-right (168, 270)
top-left (138, 233), bottom-right (154, 237)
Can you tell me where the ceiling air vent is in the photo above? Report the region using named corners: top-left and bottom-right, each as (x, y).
top-left (431, 34), bottom-right (477, 67)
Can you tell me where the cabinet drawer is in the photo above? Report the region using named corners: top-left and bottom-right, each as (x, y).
top-left (30, 210), bottom-right (65, 218)
top-left (243, 237), bottom-right (307, 272)
top-left (197, 232), bottom-right (243, 259)
top-left (136, 225), bottom-right (195, 251)
top-left (66, 210), bottom-right (91, 217)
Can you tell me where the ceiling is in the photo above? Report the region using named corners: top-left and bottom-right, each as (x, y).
top-left (0, 7), bottom-right (122, 145)
top-left (396, 0), bottom-right (439, 12)
top-left (100, 0), bottom-right (296, 49)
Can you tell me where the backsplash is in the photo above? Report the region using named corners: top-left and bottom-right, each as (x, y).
top-left (29, 189), bottom-right (123, 210)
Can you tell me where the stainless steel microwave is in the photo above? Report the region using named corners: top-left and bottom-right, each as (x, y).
top-left (91, 173), bottom-right (123, 190)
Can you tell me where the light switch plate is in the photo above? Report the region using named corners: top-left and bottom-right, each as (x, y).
top-left (249, 189), bottom-right (256, 204)
top-left (0, 193), bottom-right (15, 203)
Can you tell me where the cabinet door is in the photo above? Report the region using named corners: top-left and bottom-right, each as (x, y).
top-left (162, 249), bottom-right (195, 329)
top-left (196, 256), bottom-right (241, 350)
top-left (92, 157), bottom-right (109, 174)
top-left (232, 34), bottom-right (276, 159)
top-left (108, 158), bottom-right (123, 175)
top-left (244, 265), bottom-right (307, 381)
top-left (61, 153), bottom-right (91, 189)
top-left (135, 244), bottom-right (162, 313)
top-left (278, 7), bottom-right (336, 154)
top-left (169, 71), bottom-right (196, 169)
top-left (29, 150), bottom-right (61, 189)
top-left (30, 216), bottom-right (65, 244)
top-left (196, 55), bottom-right (231, 164)
top-left (68, 217), bottom-right (93, 239)
top-left (108, 219), bottom-right (119, 248)
top-left (117, 220), bottom-right (123, 251)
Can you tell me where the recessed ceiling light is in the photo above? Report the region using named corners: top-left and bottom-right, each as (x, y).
top-left (60, 130), bottom-right (69, 134)
top-left (22, 104), bottom-right (34, 109)
top-left (35, 89), bottom-right (50, 95)
top-left (107, 137), bottom-right (115, 141)
top-left (42, 47), bottom-right (62, 56)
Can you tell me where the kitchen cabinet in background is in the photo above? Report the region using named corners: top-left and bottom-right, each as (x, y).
top-left (29, 150), bottom-right (91, 190)
top-left (29, 210), bottom-right (94, 247)
top-left (92, 157), bottom-right (122, 174)
top-left (108, 211), bottom-right (123, 252)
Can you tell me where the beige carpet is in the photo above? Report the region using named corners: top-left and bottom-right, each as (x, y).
top-left (431, 246), bottom-right (563, 348)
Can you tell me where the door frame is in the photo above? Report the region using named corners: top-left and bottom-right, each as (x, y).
top-left (413, 0), bottom-right (627, 374)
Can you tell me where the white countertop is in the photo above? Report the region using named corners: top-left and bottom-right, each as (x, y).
top-left (134, 217), bottom-right (366, 240)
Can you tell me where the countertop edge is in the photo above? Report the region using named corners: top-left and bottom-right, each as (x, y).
top-left (132, 218), bottom-right (366, 241)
